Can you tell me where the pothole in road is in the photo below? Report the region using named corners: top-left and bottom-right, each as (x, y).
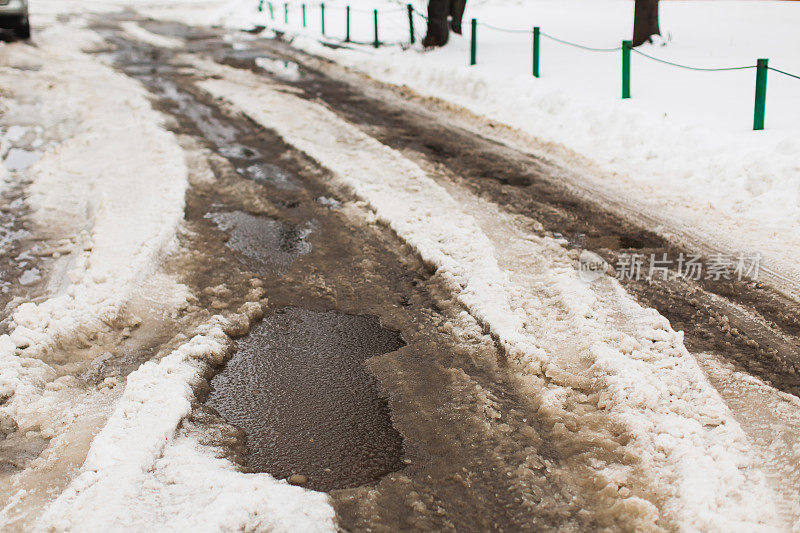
top-left (206, 307), bottom-right (406, 491)
top-left (206, 210), bottom-right (313, 275)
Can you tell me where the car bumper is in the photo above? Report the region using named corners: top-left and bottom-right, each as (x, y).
top-left (0, 0), bottom-right (27, 17)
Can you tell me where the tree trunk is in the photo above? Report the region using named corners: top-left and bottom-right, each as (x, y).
top-left (423, 0), bottom-right (450, 47)
top-left (449, 0), bottom-right (467, 35)
top-left (632, 0), bottom-right (660, 47)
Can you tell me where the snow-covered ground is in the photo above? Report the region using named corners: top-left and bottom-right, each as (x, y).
top-left (1, 13), bottom-right (337, 530)
top-left (196, 57), bottom-right (794, 530)
top-left (0, 16), bottom-right (192, 527)
top-left (2, 1), bottom-right (799, 530)
top-left (223, 0), bottom-right (800, 297)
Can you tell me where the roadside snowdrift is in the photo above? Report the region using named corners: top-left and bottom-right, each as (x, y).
top-left (9, 24), bottom-right (188, 353)
top-left (0, 20), bottom-right (191, 527)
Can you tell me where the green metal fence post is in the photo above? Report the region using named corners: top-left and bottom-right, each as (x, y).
top-left (321, 3), bottom-right (325, 35)
top-left (302, 3), bottom-right (306, 27)
top-left (373, 9), bottom-right (379, 48)
top-left (407, 4), bottom-right (415, 45)
top-left (470, 18), bottom-right (477, 65)
top-left (532, 26), bottom-right (540, 78)
top-left (267, 1), bottom-right (274, 20)
top-left (622, 40), bottom-right (631, 99)
top-left (345, 5), bottom-right (351, 42)
top-left (753, 58), bottom-right (768, 131)
top-left (284, 2), bottom-right (288, 23)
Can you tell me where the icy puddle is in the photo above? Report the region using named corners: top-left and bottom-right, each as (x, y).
top-left (241, 162), bottom-right (297, 190)
top-left (206, 210), bottom-right (312, 275)
top-left (206, 307), bottom-right (405, 491)
top-left (3, 148), bottom-right (41, 172)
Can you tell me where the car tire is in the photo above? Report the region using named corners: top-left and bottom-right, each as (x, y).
top-left (15, 17), bottom-right (30, 40)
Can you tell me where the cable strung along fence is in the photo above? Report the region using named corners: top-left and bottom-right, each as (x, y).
top-left (259, 1), bottom-right (800, 131)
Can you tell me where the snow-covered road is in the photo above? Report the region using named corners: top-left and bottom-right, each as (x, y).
top-left (0, 3), bottom-right (799, 531)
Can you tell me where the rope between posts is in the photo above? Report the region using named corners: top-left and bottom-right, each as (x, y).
top-left (271, 2), bottom-right (800, 81)
top-left (768, 66), bottom-right (800, 81)
top-left (540, 31), bottom-right (621, 52)
top-left (477, 22), bottom-right (530, 34)
top-left (630, 47), bottom-right (756, 72)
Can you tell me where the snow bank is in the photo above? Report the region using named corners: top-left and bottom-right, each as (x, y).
top-left (5, 22), bottom-right (188, 354)
top-left (41, 318), bottom-right (335, 532)
top-left (0, 20), bottom-right (335, 530)
top-left (195, 60), bottom-right (785, 529)
top-left (0, 19), bottom-right (192, 527)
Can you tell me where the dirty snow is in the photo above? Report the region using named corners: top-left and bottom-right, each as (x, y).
top-left (41, 320), bottom-right (335, 532)
top-left (2, 2), bottom-right (798, 530)
top-left (1, 15), bottom-right (335, 531)
top-left (232, 0), bottom-right (800, 297)
top-left (196, 59), bottom-right (790, 529)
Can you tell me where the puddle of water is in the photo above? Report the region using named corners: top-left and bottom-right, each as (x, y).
top-left (3, 148), bottom-right (41, 172)
top-left (207, 307), bottom-right (405, 491)
top-left (241, 162), bottom-right (297, 190)
top-left (206, 210), bottom-right (312, 274)
top-left (148, 77), bottom-right (241, 149)
top-left (101, 34), bottom-right (313, 200)
top-left (221, 48), bottom-right (273, 61)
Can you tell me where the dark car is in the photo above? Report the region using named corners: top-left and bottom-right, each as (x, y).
top-left (0, 0), bottom-right (30, 39)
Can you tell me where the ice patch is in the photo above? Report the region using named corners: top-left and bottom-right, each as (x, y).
top-left (120, 21), bottom-right (184, 49)
top-left (18, 268), bottom-right (40, 286)
top-left (3, 148), bottom-right (41, 172)
top-left (316, 196), bottom-right (341, 209)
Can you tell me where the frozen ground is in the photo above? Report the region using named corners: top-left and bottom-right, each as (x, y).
top-left (0, 1), bottom-right (798, 531)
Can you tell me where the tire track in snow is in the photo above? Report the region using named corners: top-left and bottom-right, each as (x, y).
top-left (0, 20), bottom-right (191, 528)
